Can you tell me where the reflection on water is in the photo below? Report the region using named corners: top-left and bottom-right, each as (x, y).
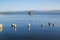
top-left (0, 13), bottom-right (60, 40)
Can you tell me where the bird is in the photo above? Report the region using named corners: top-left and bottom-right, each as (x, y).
top-left (52, 23), bottom-right (55, 27)
top-left (0, 24), bottom-right (3, 32)
top-left (12, 24), bottom-right (16, 31)
top-left (48, 22), bottom-right (51, 26)
top-left (41, 23), bottom-right (44, 29)
top-left (28, 11), bottom-right (32, 15)
top-left (28, 23), bottom-right (30, 31)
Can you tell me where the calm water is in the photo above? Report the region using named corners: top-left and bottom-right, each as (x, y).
top-left (0, 13), bottom-right (60, 40)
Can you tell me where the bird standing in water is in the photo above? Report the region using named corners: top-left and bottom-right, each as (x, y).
top-left (28, 11), bottom-right (32, 15)
top-left (41, 23), bottom-right (44, 30)
top-left (48, 22), bottom-right (51, 26)
top-left (52, 23), bottom-right (55, 27)
top-left (28, 23), bottom-right (30, 31)
top-left (12, 24), bottom-right (16, 31)
top-left (0, 24), bottom-right (3, 32)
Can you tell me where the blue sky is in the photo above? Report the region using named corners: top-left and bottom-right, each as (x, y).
top-left (0, 0), bottom-right (60, 12)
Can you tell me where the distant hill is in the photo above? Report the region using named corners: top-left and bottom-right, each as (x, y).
top-left (0, 10), bottom-right (60, 14)
top-left (32, 10), bottom-right (60, 13)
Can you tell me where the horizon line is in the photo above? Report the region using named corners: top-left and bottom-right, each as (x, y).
top-left (0, 10), bottom-right (60, 12)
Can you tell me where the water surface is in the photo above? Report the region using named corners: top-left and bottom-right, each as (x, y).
top-left (0, 13), bottom-right (60, 40)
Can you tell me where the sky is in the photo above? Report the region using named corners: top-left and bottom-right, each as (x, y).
top-left (0, 0), bottom-right (60, 12)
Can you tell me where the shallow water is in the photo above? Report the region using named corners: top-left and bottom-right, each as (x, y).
top-left (0, 13), bottom-right (60, 40)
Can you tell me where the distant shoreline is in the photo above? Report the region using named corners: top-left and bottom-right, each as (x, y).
top-left (0, 10), bottom-right (60, 14)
